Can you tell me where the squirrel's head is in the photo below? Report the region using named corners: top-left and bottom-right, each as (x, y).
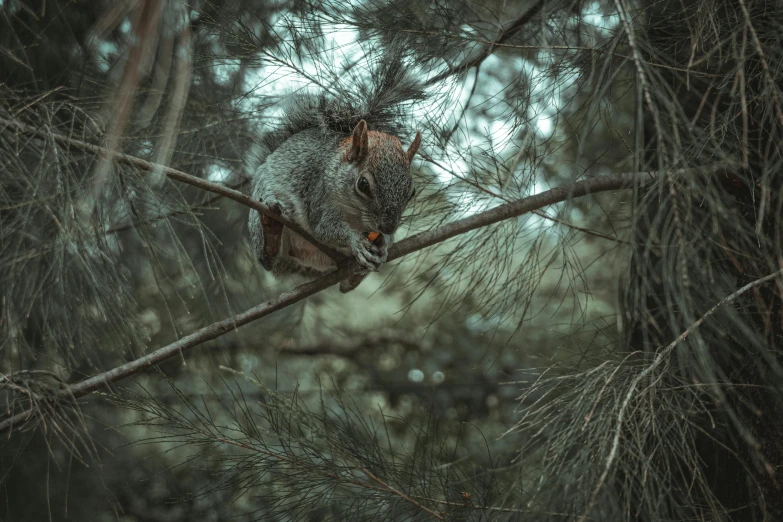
top-left (341, 120), bottom-right (421, 236)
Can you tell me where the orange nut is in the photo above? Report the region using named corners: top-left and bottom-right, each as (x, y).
top-left (367, 231), bottom-right (380, 242)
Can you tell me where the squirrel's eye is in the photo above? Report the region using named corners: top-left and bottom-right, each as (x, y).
top-left (357, 176), bottom-right (372, 197)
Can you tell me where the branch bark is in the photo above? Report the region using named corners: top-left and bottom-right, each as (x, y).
top-left (0, 171), bottom-right (640, 435)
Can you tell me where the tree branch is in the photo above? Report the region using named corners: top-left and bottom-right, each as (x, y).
top-left (4, 118), bottom-right (349, 264)
top-left (0, 171), bottom-right (643, 435)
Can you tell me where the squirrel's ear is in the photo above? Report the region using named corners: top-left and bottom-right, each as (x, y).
top-left (347, 120), bottom-right (369, 163)
top-left (406, 131), bottom-right (422, 163)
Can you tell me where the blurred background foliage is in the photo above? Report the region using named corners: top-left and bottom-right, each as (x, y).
top-left (1, 0), bottom-right (781, 520)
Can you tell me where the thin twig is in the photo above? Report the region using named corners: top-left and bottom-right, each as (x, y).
top-left (532, 209), bottom-right (630, 245)
top-left (737, 0), bottom-right (783, 126)
top-left (330, 444), bottom-right (445, 520)
top-left (425, 0), bottom-right (546, 86)
top-left (350, 459), bottom-right (445, 520)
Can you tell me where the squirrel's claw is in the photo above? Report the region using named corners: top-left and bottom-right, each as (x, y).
top-left (351, 236), bottom-right (385, 272)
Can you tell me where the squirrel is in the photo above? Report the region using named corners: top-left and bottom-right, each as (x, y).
top-left (247, 51), bottom-right (424, 293)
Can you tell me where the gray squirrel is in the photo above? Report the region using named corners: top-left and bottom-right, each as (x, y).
top-left (247, 52), bottom-right (425, 293)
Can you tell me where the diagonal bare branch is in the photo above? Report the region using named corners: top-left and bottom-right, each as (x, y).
top-left (0, 170), bottom-right (644, 435)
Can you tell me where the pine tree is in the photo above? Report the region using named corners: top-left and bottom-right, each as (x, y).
top-left (1, 0), bottom-right (781, 520)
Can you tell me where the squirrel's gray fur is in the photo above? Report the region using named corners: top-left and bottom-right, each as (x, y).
top-left (247, 48), bottom-right (425, 292)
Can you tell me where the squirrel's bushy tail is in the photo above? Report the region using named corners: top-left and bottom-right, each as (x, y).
top-left (249, 43), bottom-right (427, 170)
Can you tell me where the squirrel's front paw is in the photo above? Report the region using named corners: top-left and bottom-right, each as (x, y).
top-left (350, 235), bottom-right (387, 272)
